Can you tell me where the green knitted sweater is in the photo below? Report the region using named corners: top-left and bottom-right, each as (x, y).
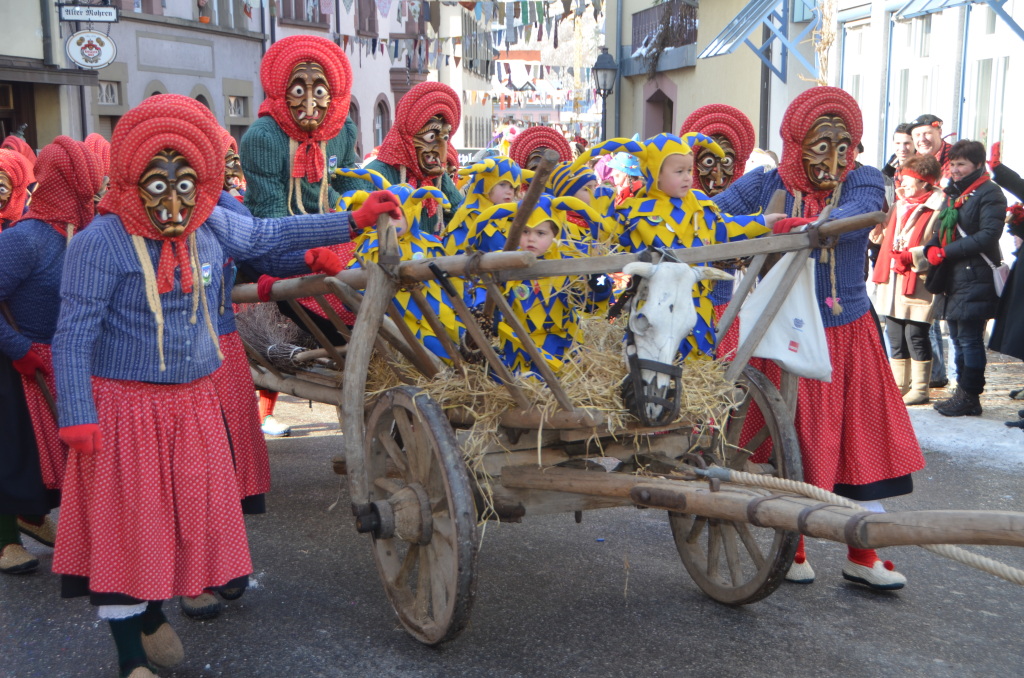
top-left (240, 114), bottom-right (360, 218)
top-left (363, 159), bottom-right (464, 236)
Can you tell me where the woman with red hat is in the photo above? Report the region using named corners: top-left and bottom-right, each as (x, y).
top-left (49, 94), bottom-right (395, 678)
top-left (365, 81), bottom-right (465, 236)
top-left (714, 87), bottom-right (925, 592)
top-left (0, 136), bottom-right (106, 576)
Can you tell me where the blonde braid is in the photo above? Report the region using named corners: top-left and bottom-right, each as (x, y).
top-left (190, 235), bottom-right (223, 361)
top-left (131, 235), bottom-right (166, 371)
top-left (286, 138), bottom-right (301, 216)
top-left (318, 141), bottom-right (330, 213)
top-left (188, 234), bottom-right (201, 324)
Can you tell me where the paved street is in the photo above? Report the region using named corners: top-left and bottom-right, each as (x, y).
top-left (3, 393), bottom-right (1024, 678)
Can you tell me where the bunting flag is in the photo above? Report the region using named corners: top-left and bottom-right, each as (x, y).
top-left (320, 0), bottom-right (333, 13)
top-left (376, 0), bottom-right (392, 18)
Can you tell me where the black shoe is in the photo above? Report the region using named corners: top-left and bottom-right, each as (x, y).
top-left (933, 386), bottom-right (961, 412)
top-left (937, 389), bottom-right (982, 417)
top-left (1010, 388), bottom-right (1024, 400)
top-left (1005, 419), bottom-right (1024, 429)
top-left (930, 378), bottom-right (949, 389)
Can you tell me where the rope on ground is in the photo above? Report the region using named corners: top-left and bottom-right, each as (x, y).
top-left (707, 468), bottom-right (1024, 587)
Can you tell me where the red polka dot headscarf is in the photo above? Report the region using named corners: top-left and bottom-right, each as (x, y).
top-left (23, 136), bottom-right (105, 237)
top-left (99, 93), bottom-right (224, 294)
top-left (680, 104), bottom-right (756, 180)
top-left (0, 148), bottom-right (35, 224)
top-left (508, 126), bottom-right (572, 168)
top-left (375, 82), bottom-right (462, 186)
top-left (258, 35), bottom-right (353, 183)
top-left (84, 133), bottom-right (111, 177)
top-left (778, 86), bottom-right (863, 215)
top-left (1, 135), bottom-right (37, 167)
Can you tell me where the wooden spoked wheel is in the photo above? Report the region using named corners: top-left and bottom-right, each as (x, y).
top-left (363, 386), bottom-right (478, 645)
top-left (669, 365), bottom-right (803, 605)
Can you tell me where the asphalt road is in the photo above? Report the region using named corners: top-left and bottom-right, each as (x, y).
top-left (3, 395), bottom-right (1024, 678)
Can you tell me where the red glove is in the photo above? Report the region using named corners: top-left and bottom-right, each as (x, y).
top-left (892, 249), bottom-right (914, 275)
top-left (772, 217), bottom-right (815, 235)
top-left (351, 191), bottom-right (402, 231)
top-left (256, 275), bottom-right (280, 302)
top-left (926, 246), bottom-right (946, 266)
top-left (989, 141), bottom-right (1001, 170)
top-left (12, 347), bottom-right (49, 378)
top-left (59, 424), bottom-right (102, 455)
top-left (305, 247), bottom-right (343, 276)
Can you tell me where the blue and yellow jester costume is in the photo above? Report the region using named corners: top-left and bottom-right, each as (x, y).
top-left (442, 156), bottom-right (524, 256)
top-left (546, 159), bottom-right (622, 248)
top-left (588, 133), bottom-right (771, 359)
top-left (340, 176), bottom-right (465, 363)
top-left (470, 195), bottom-right (612, 376)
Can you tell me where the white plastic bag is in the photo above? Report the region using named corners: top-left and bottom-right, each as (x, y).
top-left (738, 251), bottom-right (832, 382)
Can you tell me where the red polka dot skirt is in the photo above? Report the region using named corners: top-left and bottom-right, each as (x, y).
top-left (741, 312), bottom-right (925, 494)
top-left (211, 332), bottom-right (271, 499)
top-left (53, 375), bottom-right (252, 600)
top-left (20, 343), bottom-right (67, 490)
top-left (713, 304), bottom-right (739, 361)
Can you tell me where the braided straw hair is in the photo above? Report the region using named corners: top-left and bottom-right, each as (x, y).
top-left (98, 93), bottom-right (225, 370)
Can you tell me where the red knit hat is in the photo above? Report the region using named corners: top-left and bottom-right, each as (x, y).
top-left (778, 86), bottom-right (863, 217)
top-left (375, 82), bottom-right (462, 186)
top-left (99, 93), bottom-right (224, 294)
top-left (508, 126), bottom-right (572, 168)
top-left (680, 104), bottom-right (756, 180)
top-left (1, 135), bottom-right (36, 167)
top-left (84, 133), bottom-right (111, 177)
top-left (258, 35), bottom-right (352, 183)
top-left (23, 136), bottom-right (104, 237)
top-left (0, 148), bottom-right (35, 223)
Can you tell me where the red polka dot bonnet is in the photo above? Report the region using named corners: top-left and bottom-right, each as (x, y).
top-left (23, 136), bottom-right (105, 236)
top-left (508, 126), bottom-right (572, 168)
top-left (0, 148), bottom-right (34, 223)
top-left (680, 104), bottom-right (756, 179)
top-left (258, 35), bottom-right (353, 183)
top-left (375, 82), bottom-right (462, 186)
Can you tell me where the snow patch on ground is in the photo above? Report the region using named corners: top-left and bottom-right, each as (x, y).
top-left (909, 409), bottom-right (1024, 469)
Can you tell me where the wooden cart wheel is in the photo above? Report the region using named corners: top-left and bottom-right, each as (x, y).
top-left (669, 365), bottom-right (803, 605)
top-left (363, 386), bottom-right (478, 645)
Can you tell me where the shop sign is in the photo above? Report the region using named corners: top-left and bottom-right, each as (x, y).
top-left (65, 30), bottom-right (118, 70)
top-left (58, 4), bottom-right (120, 22)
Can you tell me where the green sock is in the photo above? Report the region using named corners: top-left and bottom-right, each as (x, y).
top-left (140, 600), bottom-right (167, 635)
top-left (0, 514), bottom-right (22, 548)
top-left (108, 614), bottom-right (148, 677)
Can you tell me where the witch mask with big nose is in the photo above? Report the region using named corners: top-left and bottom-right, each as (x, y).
top-left (137, 150), bottom-right (198, 238)
top-left (286, 61), bottom-right (331, 132)
top-left (413, 115), bottom-right (451, 178)
top-left (696, 135), bottom-right (736, 196)
top-left (801, 115), bottom-right (851, 191)
top-left (0, 171), bottom-right (11, 211)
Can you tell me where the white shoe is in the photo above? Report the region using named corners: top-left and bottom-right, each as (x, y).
top-left (261, 415), bottom-right (291, 437)
top-left (842, 559), bottom-right (907, 590)
top-left (785, 557), bottom-right (815, 584)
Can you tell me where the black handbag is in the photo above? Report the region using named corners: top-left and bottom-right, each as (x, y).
top-left (924, 260), bottom-right (950, 294)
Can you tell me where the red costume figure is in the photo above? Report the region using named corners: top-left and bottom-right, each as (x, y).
top-left (1, 134), bottom-right (37, 167)
top-left (680, 104), bottom-right (758, 357)
top-left (508, 125), bottom-right (573, 171)
top-left (0, 148), bottom-right (34, 229)
top-left (84, 133), bottom-right (112, 176)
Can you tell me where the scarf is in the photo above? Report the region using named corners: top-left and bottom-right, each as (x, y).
top-left (0, 148), bottom-right (34, 225)
top-left (778, 86), bottom-right (863, 218)
top-left (257, 35), bottom-right (352, 184)
top-left (374, 82), bottom-right (461, 218)
top-left (937, 167), bottom-right (990, 247)
top-left (872, 191), bottom-right (934, 295)
top-left (22, 136), bottom-right (104, 238)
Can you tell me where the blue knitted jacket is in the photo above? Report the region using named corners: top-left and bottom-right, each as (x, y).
top-left (0, 219), bottom-right (67, 359)
top-left (53, 206), bottom-right (354, 428)
top-left (712, 166), bottom-right (886, 328)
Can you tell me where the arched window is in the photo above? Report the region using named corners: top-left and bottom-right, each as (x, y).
top-left (195, 94), bottom-right (210, 109)
top-left (349, 99), bottom-right (362, 160)
top-left (373, 98), bottom-right (391, 147)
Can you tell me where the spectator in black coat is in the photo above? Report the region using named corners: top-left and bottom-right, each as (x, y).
top-left (924, 140), bottom-right (1007, 417)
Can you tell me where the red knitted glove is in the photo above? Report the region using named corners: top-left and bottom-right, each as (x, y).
top-left (59, 424), bottom-right (102, 455)
top-left (12, 347), bottom-right (49, 378)
top-left (256, 275), bottom-right (280, 302)
top-left (305, 247), bottom-right (343, 276)
top-left (772, 217), bottom-right (815, 235)
top-left (351, 191), bottom-right (402, 231)
top-left (926, 246), bottom-right (946, 266)
top-left (989, 141), bottom-right (1001, 170)
top-left (894, 249), bottom-right (916, 274)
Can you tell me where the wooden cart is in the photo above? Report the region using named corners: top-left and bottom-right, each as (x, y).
top-left (233, 193), bottom-right (1024, 647)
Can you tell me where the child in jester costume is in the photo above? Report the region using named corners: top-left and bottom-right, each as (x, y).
top-left (546, 159), bottom-right (625, 248)
top-left (443, 155), bottom-right (524, 256)
top-left (307, 181), bottom-right (465, 364)
top-left (469, 194), bottom-right (611, 376)
top-left (364, 82), bottom-right (464, 237)
top-left (587, 133), bottom-right (780, 360)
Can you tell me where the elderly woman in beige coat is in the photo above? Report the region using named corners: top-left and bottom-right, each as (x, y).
top-left (871, 153), bottom-right (944, 405)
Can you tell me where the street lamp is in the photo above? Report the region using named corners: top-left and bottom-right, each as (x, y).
top-left (592, 46), bottom-right (618, 142)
